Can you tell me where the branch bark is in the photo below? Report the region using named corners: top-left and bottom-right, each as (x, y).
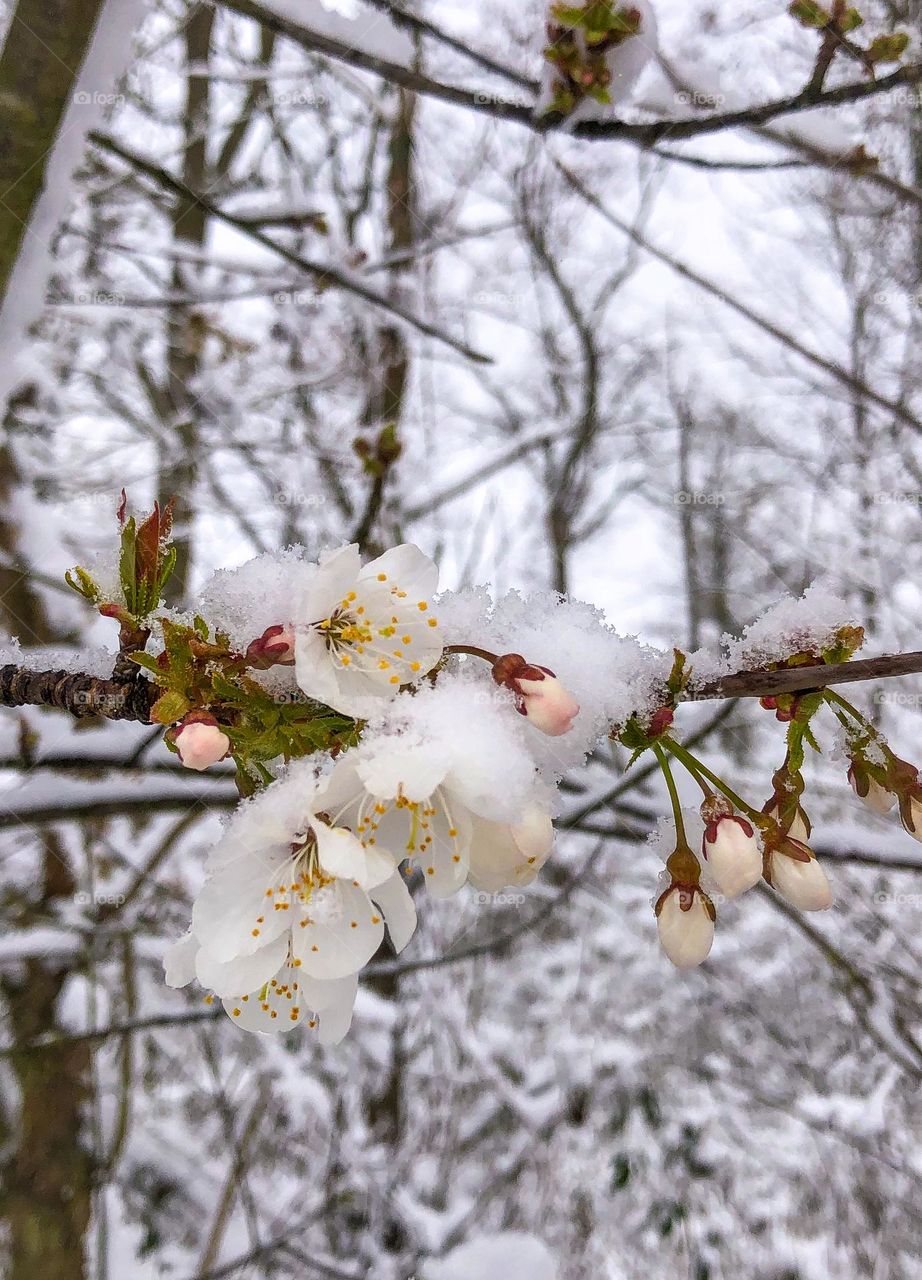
top-left (1, 648), bottom-right (922, 727)
top-left (0, 665), bottom-right (155, 722)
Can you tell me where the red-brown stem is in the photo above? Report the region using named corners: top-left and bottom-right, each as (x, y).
top-left (443, 643), bottom-right (499, 664)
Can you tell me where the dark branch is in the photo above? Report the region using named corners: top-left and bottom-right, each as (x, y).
top-left (215, 0), bottom-right (922, 147)
top-left (691, 650), bottom-right (922, 701)
top-left (0, 664), bottom-right (155, 722)
top-left (1, 650), bottom-right (921, 732)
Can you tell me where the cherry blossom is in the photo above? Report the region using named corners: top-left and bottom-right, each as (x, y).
top-left (293, 542), bottom-right (443, 717)
top-left (467, 808), bottom-right (555, 893)
top-left (186, 761), bottom-right (416, 985)
top-left (767, 841), bottom-right (832, 911)
top-left (350, 678), bottom-right (554, 898)
top-left (491, 653), bottom-right (580, 737)
top-left (655, 885), bottom-right (715, 969)
top-left (164, 931), bottom-right (359, 1043)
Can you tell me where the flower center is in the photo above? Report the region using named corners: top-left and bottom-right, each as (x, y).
top-left (312, 583), bottom-right (437, 683)
top-left (344, 784), bottom-right (463, 880)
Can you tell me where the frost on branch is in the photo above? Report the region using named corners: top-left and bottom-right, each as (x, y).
top-left (3, 498), bottom-right (921, 1039)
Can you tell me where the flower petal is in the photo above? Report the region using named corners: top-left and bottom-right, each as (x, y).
top-left (369, 872), bottom-right (417, 952)
top-left (313, 818), bottom-right (395, 889)
top-left (359, 543), bottom-right (438, 600)
top-left (221, 951), bottom-right (306, 1034)
top-left (192, 853), bottom-right (293, 962)
top-left (292, 879), bottom-right (384, 979)
top-left (294, 627), bottom-right (346, 710)
top-left (300, 972), bottom-right (358, 1045)
top-left (297, 543), bottom-right (361, 622)
top-left (196, 929), bottom-right (290, 998)
top-left (163, 931), bottom-right (199, 988)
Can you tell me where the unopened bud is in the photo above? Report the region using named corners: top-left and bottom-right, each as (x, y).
top-left (491, 653), bottom-right (579, 736)
top-left (847, 763), bottom-right (896, 815)
top-left (655, 885), bottom-right (715, 969)
top-left (903, 795), bottom-right (922, 842)
top-left (768, 842), bottom-right (832, 911)
top-left (702, 813), bottom-right (762, 899)
top-left (246, 623), bottom-right (296, 669)
top-left (173, 715), bottom-right (231, 771)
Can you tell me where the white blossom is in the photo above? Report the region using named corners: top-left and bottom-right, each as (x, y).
top-left (350, 678), bottom-right (553, 898)
top-left (181, 761), bottom-right (416, 994)
top-left (164, 931), bottom-right (359, 1043)
top-left (293, 542), bottom-right (443, 717)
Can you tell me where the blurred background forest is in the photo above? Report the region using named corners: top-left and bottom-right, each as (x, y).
top-left (0, 0), bottom-right (921, 1277)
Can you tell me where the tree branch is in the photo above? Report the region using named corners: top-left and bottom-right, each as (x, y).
top-left (0, 665), bottom-right (155, 722)
top-left (89, 132), bottom-right (491, 366)
top-left (1, 648), bottom-right (921, 730)
top-left (690, 649), bottom-right (922, 700)
top-left (215, 0), bottom-right (922, 146)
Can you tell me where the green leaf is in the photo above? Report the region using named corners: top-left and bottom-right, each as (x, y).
top-left (150, 690), bottom-right (192, 725)
top-left (119, 516), bottom-right (137, 609)
top-left (788, 0), bottom-right (829, 28)
top-left (64, 566), bottom-right (101, 604)
top-left (867, 31), bottom-right (909, 63)
top-left (129, 651), bottom-right (163, 676)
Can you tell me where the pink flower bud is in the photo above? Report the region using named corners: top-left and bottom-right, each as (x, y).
top-left (245, 623), bottom-right (296, 669)
top-left (702, 814), bottom-right (761, 899)
top-left (847, 764), bottom-right (896, 815)
top-left (655, 885), bottom-right (714, 969)
top-left (516, 673), bottom-right (580, 735)
top-left (490, 654), bottom-right (579, 736)
top-left (768, 845), bottom-right (832, 911)
top-left (174, 718), bottom-right (231, 771)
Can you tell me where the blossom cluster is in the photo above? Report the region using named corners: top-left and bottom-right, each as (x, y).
top-left (164, 544), bottom-right (565, 1042)
top-left (63, 508), bottom-right (922, 1042)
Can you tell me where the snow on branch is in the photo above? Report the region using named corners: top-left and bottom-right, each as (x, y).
top-left (5, 497), bottom-right (922, 1043)
top-left (218, 0), bottom-right (922, 147)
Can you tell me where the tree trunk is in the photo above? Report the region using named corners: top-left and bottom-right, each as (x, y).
top-left (0, 0), bottom-right (108, 303)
